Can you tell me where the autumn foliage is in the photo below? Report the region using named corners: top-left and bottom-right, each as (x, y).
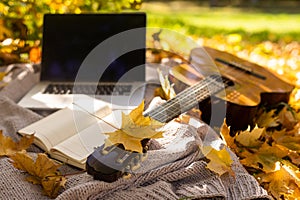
top-left (0, 131), bottom-right (66, 198)
top-left (9, 152), bottom-right (66, 198)
top-left (221, 105), bottom-right (300, 199)
top-left (104, 100), bottom-right (164, 153)
top-left (0, 130), bottom-right (34, 156)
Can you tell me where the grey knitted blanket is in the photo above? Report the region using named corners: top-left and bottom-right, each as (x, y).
top-left (0, 65), bottom-right (271, 200)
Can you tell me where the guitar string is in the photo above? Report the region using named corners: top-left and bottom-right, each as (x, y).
top-left (148, 76), bottom-right (222, 120)
top-left (152, 77), bottom-right (229, 122)
top-left (171, 78), bottom-right (225, 117)
top-left (147, 77), bottom-right (216, 120)
top-left (147, 75), bottom-right (230, 122)
top-left (159, 84), bottom-right (222, 122)
top-left (147, 76), bottom-right (221, 121)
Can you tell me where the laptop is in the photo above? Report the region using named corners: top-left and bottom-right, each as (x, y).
top-left (18, 13), bottom-right (146, 110)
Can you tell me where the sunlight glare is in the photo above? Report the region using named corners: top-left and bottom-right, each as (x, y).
top-left (2, 38), bottom-right (13, 46)
top-left (274, 161), bottom-right (281, 171)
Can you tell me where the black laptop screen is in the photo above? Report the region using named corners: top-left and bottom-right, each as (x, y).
top-left (40, 13), bottom-right (146, 83)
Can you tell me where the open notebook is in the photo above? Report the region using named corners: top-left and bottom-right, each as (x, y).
top-left (18, 95), bottom-right (127, 169)
top-left (18, 13), bottom-right (146, 110)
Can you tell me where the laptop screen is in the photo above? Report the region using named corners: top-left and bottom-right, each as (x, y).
top-left (40, 13), bottom-right (146, 83)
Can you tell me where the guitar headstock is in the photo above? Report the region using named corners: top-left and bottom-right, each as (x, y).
top-left (86, 139), bottom-right (149, 182)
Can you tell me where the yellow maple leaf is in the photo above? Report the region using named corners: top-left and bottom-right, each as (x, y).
top-left (220, 119), bottom-right (236, 149)
top-left (240, 143), bottom-right (288, 173)
top-left (235, 125), bottom-right (265, 148)
top-left (128, 100), bottom-right (151, 126)
top-left (104, 101), bottom-right (164, 153)
top-left (0, 130), bottom-right (34, 156)
top-left (156, 68), bottom-right (176, 100)
top-left (154, 87), bottom-right (167, 100)
top-left (41, 173), bottom-right (67, 198)
top-left (272, 129), bottom-right (300, 152)
top-left (9, 151), bottom-right (66, 198)
top-left (259, 161), bottom-right (300, 199)
top-left (201, 145), bottom-right (234, 176)
top-left (104, 129), bottom-right (147, 153)
top-left (255, 109), bottom-right (280, 128)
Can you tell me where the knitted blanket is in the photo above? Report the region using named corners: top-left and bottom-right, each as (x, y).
top-left (0, 65), bottom-right (271, 200)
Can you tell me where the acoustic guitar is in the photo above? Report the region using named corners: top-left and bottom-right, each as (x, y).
top-left (86, 47), bottom-right (294, 182)
top-left (86, 73), bottom-right (227, 182)
top-left (173, 46), bottom-right (294, 131)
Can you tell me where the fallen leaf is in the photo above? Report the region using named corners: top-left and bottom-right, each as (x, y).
top-left (9, 151), bottom-right (66, 198)
top-left (41, 173), bottom-right (67, 198)
top-left (128, 100), bottom-right (151, 127)
top-left (121, 101), bottom-right (164, 139)
top-left (235, 125), bottom-right (264, 148)
top-left (154, 87), bottom-right (167, 100)
top-left (104, 129), bottom-right (148, 153)
top-left (223, 105), bottom-right (300, 199)
top-left (0, 130), bottom-right (34, 156)
top-left (104, 101), bottom-right (165, 153)
top-left (157, 68), bottom-right (176, 100)
top-left (240, 143), bottom-right (288, 173)
top-left (272, 130), bottom-right (300, 152)
top-left (259, 161), bottom-right (300, 199)
top-left (278, 106), bottom-right (299, 131)
top-left (175, 114), bottom-right (191, 124)
top-left (219, 119), bottom-right (236, 149)
top-left (255, 109), bottom-right (280, 128)
top-left (201, 145), bottom-right (234, 176)
top-left (175, 108), bottom-right (202, 124)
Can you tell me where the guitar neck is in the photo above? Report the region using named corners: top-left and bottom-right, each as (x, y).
top-left (144, 75), bottom-right (225, 123)
top-left (86, 75), bottom-right (227, 183)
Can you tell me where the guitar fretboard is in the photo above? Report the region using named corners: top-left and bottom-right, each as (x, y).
top-left (144, 75), bottom-right (227, 123)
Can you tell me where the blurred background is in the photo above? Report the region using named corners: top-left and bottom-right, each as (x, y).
top-left (0, 0), bottom-right (299, 107)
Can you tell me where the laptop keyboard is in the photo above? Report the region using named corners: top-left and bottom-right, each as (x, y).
top-left (43, 83), bottom-right (132, 95)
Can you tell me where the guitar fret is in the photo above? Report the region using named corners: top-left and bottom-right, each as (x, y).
top-left (147, 78), bottom-right (207, 122)
top-left (151, 111), bottom-right (169, 122)
top-left (145, 75), bottom-right (225, 123)
top-left (149, 98), bottom-right (182, 122)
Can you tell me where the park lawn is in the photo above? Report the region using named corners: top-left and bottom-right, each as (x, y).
top-left (141, 1), bottom-right (300, 43)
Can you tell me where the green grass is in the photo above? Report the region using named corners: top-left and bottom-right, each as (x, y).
top-left (141, 1), bottom-right (300, 43)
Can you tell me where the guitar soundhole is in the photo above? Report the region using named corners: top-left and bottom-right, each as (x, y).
top-left (221, 76), bottom-right (234, 87)
top-left (209, 74), bottom-right (234, 88)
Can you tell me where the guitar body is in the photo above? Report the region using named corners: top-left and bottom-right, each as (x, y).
top-left (170, 46), bottom-right (294, 131)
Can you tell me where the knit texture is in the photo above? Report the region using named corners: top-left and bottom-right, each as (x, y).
top-left (0, 64), bottom-right (40, 102)
top-left (55, 121), bottom-right (271, 200)
top-left (0, 66), bottom-right (271, 199)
